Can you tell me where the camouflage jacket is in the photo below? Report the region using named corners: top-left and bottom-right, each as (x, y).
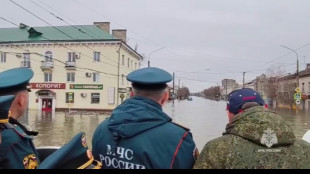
top-left (194, 106), bottom-right (310, 169)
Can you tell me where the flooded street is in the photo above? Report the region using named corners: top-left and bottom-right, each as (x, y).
top-left (20, 96), bottom-right (310, 152)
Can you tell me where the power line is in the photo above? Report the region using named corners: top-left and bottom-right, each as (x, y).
top-left (0, 16), bottom-right (18, 26)
top-left (10, 0), bottom-right (80, 41)
top-left (36, 0), bottom-right (103, 39)
top-left (175, 76), bottom-right (219, 84)
top-left (1, 50), bottom-right (123, 80)
top-left (32, 0), bottom-right (142, 69)
top-left (9, 0), bottom-right (135, 72)
top-left (29, 0), bottom-right (97, 39)
top-left (72, 0), bottom-right (162, 48)
top-left (0, 16), bottom-right (135, 73)
top-left (31, 0), bottom-right (142, 70)
top-left (0, 40), bottom-right (121, 77)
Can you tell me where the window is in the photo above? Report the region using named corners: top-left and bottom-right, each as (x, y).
top-left (309, 82), bottom-right (310, 93)
top-left (131, 60), bottom-right (133, 69)
top-left (68, 52), bottom-right (76, 62)
top-left (121, 74), bottom-right (124, 85)
top-left (302, 83), bottom-right (305, 93)
top-left (44, 72), bottom-right (52, 82)
top-left (91, 93), bottom-right (100, 104)
top-left (67, 72), bottom-right (75, 82)
top-left (122, 55), bottom-right (124, 65)
top-left (128, 58), bottom-right (130, 67)
top-left (66, 92), bottom-right (74, 103)
top-left (135, 63), bottom-right (137, 70)
top-left (1, 52), bottom-right (6, 63)
top-left (22, 53), bottom-right (31, 67)
top-left (45, 51), bottom-right (53, 62)
top-left (93, 73), bottom-right (100, 82)
top-left (94, 52), bottom-right (100, 61)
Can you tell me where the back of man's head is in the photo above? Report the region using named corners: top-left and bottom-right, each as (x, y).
top-left (227, 88), bottom-right (265, 115)
top-left (0, 68), bottom-right (34, 119)
top-left (0, 68), bottom-right (33, 96)
top-left (126, 67), bottom-right (172, 102)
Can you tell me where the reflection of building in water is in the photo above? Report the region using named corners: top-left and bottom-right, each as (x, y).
top-left (0, 22), bottom-right (142, 112)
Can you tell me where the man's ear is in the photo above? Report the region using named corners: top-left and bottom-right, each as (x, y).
top-left (15, 93), bottom-right (24, 107)
top-left (160, 91), bottom-right (169, 105)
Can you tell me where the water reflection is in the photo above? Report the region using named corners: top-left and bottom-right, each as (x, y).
top-left (19, 96), bottom-right (310, 152)
top-left (274, 109), bottom-right (310, 138)
top-left (20, 110), bottom-right (109, 148)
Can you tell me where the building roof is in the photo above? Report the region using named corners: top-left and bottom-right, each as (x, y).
top-left (0, 24), bottom-right (118, 43)
top-left (299, 69), bottom-right (310, 77)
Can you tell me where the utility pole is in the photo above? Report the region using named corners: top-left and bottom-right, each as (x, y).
top-left (297, 57), bottom-right (300, 87)
top-left (225, 79), bottom-right (228, 101)
top-left (281, 45), bottom-right (300, 112)
top-left (281, 45), bottom-right (299, 88)
top-left (172, 72), bottom-right (175, 104)
top-left (243, 72), bottom-right (245, 88)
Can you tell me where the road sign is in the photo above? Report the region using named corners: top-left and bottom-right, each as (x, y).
top-left (295, 87), bottom-right (300, 93)
top-left (296, 99), bottom-right (301, 105)
top-left (294, 93), bottom-right (301, 100)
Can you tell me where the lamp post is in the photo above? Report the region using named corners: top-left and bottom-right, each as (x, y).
top-left (148, 47), bottom-right (165, 67)
top-left (281, 45), bottom-right (300, 111)
top-left (281, 45), bottom-right (299, 88)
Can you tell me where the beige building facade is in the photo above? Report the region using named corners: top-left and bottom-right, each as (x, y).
top-left (0, 22), bottom-right (142, 112)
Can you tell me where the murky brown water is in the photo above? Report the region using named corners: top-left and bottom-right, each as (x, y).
top-left (19, 96), bottom-right (310, 152)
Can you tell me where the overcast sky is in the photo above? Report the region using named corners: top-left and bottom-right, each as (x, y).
top-left (1, 0), bottom-right (310, 92)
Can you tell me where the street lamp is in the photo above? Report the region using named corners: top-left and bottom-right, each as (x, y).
top-left (148, 47), bottom-right (165, 67)
top-left (281, 45), bottom-right (299, 87)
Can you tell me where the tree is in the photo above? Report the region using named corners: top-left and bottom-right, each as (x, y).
top-left (265, 64), bottom-right (296, 109)
top-left (265, 65), bottom-right (286, 103)
top-left (177, 87), bottom-right (190, 100)
top-left (203, 86), bottom-right (220, 100)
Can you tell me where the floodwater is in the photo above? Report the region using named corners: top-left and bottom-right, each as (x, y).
top-left (19, 96), bottom-right (310, 152)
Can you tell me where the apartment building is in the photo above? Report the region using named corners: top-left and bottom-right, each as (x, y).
top-left (0, 22), bottom-right (142, 112)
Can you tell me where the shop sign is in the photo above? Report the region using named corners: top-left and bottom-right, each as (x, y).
top-left (70, 84), bottom-right (103, 90)
top-left (30, 83), bottom-right (66, 89)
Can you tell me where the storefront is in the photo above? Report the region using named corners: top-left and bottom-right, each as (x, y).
top-left (30, 83), bottom-right (66, 112)
top-left (36, 90), bottom-right (56, 112)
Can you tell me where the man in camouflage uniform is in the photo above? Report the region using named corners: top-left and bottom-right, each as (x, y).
top-left (194, 88), bottom-right (310, 169)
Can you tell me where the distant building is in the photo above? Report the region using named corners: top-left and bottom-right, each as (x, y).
top-left (0, 22), bottom-right (142, 112)
top-left (254, 74), bottom-right (268, 100)
top-left (220, 79), bottom-right (237, 100)
top-left (298, 63), bottom-right (310, 111)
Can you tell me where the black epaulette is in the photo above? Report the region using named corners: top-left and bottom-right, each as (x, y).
top-left (171, 121), bottom-right (190, 131)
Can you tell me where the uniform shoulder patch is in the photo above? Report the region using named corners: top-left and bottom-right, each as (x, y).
top-left (171, 121), bottom-right (190, 131)
top-left (23, 154), bottom-right (39, 169)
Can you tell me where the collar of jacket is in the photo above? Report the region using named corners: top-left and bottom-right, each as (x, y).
top-left (131, 96), bottom-right (163, 110)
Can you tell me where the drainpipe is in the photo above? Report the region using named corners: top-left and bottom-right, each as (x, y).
top-left (117, 43), bottom-right (122, 106)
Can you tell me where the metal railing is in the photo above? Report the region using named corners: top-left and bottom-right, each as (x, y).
top-left (41, 61), bottom-right (54, 69)
top-left (65, 61), bottom-right (76, 67)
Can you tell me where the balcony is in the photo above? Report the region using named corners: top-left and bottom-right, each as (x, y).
top-left (20, 61), bottom-right (31, 68)
top-left (65, 61), bottom-right (76, 70)
top-left (41, 61), bottom-right (54, 71)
